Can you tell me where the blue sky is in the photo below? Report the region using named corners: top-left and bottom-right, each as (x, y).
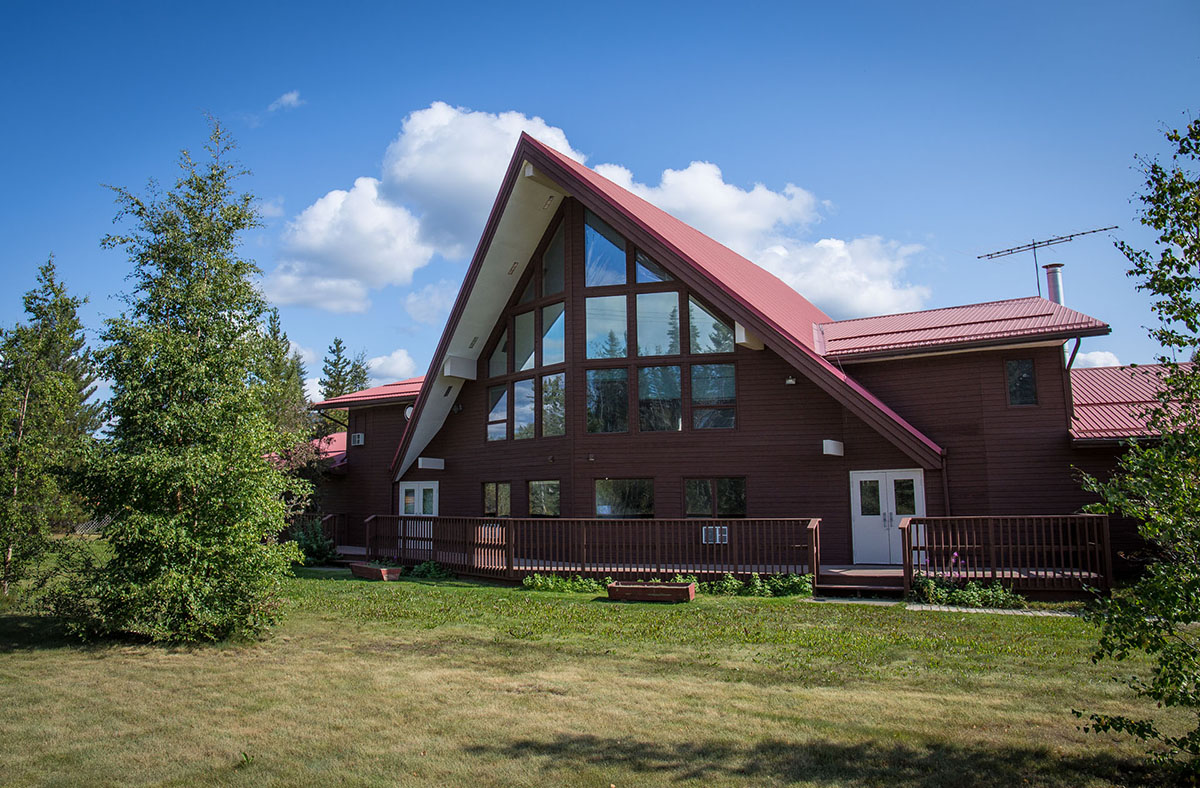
top-left (2, 1), bottom-right (1197, 398)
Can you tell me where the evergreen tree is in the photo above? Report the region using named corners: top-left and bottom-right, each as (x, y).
top-left (257, 309), bottom-right (318, 471)
top-left (317, 337), bottom-right (369, 438)
top-left (59, 121), bottom-right (304, 642)
top-left (0, 258), bottom-right (96, 597)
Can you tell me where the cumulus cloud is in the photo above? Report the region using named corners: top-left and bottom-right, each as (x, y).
top-left (405, 279), bottom-right (459, 326)
top-left (265, 101), bottom-right (928, 319)
top-left (263, 177), bottom-right (433, 312)
top-left (367, 348), bottom-right (417, 385)
top-left (289, 341), bottom-right (319, 368)
top-left (259, 196), bottom-right (285, 218)
top-left (268, 90), bottom-right (304, 112)
top-left (1075, 350), bottom-right (1121, 368)
top-left (303, 377), bottom-right (322, 402)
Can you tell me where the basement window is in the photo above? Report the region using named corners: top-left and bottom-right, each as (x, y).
top-left (1005, 359), bottom-right (1038, 406)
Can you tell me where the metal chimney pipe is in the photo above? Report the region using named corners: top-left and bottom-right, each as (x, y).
top-left (1043, 263), bottom-right (1064, 305)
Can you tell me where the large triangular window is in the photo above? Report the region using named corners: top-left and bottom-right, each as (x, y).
top-left (584, 209), bottom-right (627, 287)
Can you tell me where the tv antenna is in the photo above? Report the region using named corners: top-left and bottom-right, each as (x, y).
top-left (978, 226), bottom-right (1117, 297)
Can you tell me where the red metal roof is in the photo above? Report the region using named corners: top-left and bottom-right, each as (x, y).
top-left (311, 376), bottom-right (425, 410)
top-left (1071, 365), bottom-right (1174, 441)
top-left (821, 297), bottom-right (1110, 360)
top-left (311, 430), bottom-right (347, 467)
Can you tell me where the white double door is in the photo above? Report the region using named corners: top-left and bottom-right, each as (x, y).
top-left (399, 481), bottom-right (438, 516)
top-left (849, 469), bottom-right (925, 565)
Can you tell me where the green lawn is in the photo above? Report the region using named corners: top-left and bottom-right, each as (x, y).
top-left (0, 569), bottom-right (1174, 787)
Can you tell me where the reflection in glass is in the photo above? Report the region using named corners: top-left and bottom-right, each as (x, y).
top-left (1005, 359), bottom-right (1037, 405)
top-left (584, 209), bottom-right (626, 287)
top-left (542, 303), bottom-right (565, 366)
top-left (586, 368), bottom-right (628, 433)
top-left (422, 488), bottom-right (435, 514)
top-left (404, 489), bottom-right (415, 515)
top-left (636, 292), bottom-right (680, 356)
top-left (513, 312), bottom-right (535, 372)
top-left (636, 251), bottom-right (673, 283)
top-left (595, 478), bottom-right (653, 517)
top-left (487, 385), bottom-right (507, 441)
top-left (692, 363), bottom-right (736, 429)
top-left (513, 378), bottom-right (535, 439)
top-left (541, 373), bottom-right (565, 437)
top-left (489, 330), bottom-right (507, 377)
top-left (894, 478), bottom-right (916, 515)
top-left (586, 296), bottom-right (627, 358)
top-left (685, 479), bottom-right (713, 516)
top-left (543, 222), bottom-right (565, 295)
top-left (859, 480), bottom-right (880, 516)
top-left (689, 296), bottom-right (734, 354)
top-left (638, 366), bottom-right (681, 432)
top-left (529, 480), bottom-right (560, 517)
top-left (716, 477), bottom-right (746, 516)
top-left (517, 278), bottom-right (535, 305)
top-left (484, 482), bottom-right (511, 517)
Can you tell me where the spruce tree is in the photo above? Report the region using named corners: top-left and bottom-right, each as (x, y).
top-left (62, 121), bottom-right (305, 642)
top-left (0, 258), bottom-right (96, 598)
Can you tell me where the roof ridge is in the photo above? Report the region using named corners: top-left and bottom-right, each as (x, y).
top-left (819, 295), bottom-right (1048, 327)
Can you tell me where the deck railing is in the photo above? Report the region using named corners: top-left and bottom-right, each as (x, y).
top-left (348, 515), bottom-right (821, 581)
top-left (898, 515), bottom-right (1112, 595)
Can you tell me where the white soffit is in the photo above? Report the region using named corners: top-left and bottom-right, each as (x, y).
top-left (398, 164), bottom-right (567, 478)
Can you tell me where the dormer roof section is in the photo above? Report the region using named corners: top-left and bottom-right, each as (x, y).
top-left (393, 135), bottom-right (945, 476)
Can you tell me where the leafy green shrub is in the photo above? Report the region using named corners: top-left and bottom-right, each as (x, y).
top-left (521, 574), bottom-right (610, 593)
top-left (674, 572), bottom-right (813, 598)
top-left (293, 518), bottom-right (336, 566)
top-left (409, 561), bottom-right (452, 580)
top-left (910, 574), bottom-right (1026, 609)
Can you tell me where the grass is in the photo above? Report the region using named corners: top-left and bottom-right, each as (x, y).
top-left (0, 567), bottom-right (1179, 787)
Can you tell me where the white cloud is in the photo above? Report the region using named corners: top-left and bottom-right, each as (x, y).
top-left (263, 177), bottom-right (433, 312)
top-left (303, 376), bottom-right (322, 402)
top-left (268, 90), bottom-right (304, 112)
top-left (405, 279), bottom-right (459, 326)
top-left (259, 195), bottom-right (285, 218)
top-left (367, 348), bottom-right (417, 385)
top-left (382, 101), bottom-right (585, 258)
top-left (265, 100), bottom-right (927, 319)
top-left (289, 341), bottom-right (319, 367)
top-left (1075, 350), bottom-right (1121, 368)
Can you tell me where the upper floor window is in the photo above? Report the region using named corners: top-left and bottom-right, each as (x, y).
top-left (513, 311), bottom-right (535, 372)
top-left (542, 303), bottom-right (565, 365)
top-left (543, 222), bottom-right (565, 296)
top-left (636, 292), bottom-right (681, 356)
top-left (638, 366), bottom-right (682, 432)
top-left (489, 330), bottom-right (507, 377)
top-left (513, 379), bottom-right (535, 439)
top-left (542, 373), bottom-right (565, 437)
top-left (689, 296), bottom-right (734, 354)
top-left (586, 368), bottom-right (628, 433)
top-left (487, 386), bottom-right (508, 441)
top-left (1006, 359), bottom-right (1037, 406)
top-left (586, 295), bottom-right (627, 358)
top-left (636, 251), bottom-right (672, 283)
top-left (584, 209), bottom-right (627, 287)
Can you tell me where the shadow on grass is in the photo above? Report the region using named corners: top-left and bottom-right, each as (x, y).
top-left (291, 567), bottom-right (510, 590)
top-left (465, 734), bottom-right (1155, 787)
top-left (0, 614), bottom-right (75, 653)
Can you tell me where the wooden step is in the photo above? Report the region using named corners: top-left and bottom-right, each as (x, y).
top-left (814, 583), bottom-right (905, 594)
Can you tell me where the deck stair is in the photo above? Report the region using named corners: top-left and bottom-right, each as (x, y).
top-left (815, 565), bottom-right (906, 596)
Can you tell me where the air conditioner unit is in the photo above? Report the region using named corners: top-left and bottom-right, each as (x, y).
top-left (350, 432), bottom-right (365, 447)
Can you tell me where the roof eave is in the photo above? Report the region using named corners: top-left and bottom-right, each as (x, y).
top-left (828, 325), bottom-right (1111, 363)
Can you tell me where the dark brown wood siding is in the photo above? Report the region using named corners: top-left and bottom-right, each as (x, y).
top-left (318, 403), bottom-right (411, 517)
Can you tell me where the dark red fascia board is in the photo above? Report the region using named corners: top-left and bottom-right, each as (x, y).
top-left (829, 326), bottom-right (1112, 363)
top-left (393, 134), bottom-right (944, 473)
top-left (310, 395), bottom-right (417, 411)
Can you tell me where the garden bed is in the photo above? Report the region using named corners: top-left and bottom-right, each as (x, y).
top-left (607, 581), bottom-right (695, 603)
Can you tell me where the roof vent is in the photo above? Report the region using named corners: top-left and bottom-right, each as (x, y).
top-left (1043, 263), bottom-right (1065, 305)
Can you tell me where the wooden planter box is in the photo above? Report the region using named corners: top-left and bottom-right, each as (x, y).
top-left (607, 581), bottom-right (696, 603)
top-left (350, 562), bottom-right (404, 581)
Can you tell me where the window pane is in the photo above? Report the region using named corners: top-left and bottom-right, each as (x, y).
top-left (542, 303), bottom-right (565, 366)
top-left (689, 296), bottom-right (734, 354)
top-left (498, 482), bottom-right (511, 517)
top-left (716, 478), bottom-right (746, 517)
top-left (693, 408), bottom-right (735, 429)
top-left (517, 277), bottom-right (535, 305)
top-left (422, 487), bottom-right (435, 515)
top-left (636, 251), bottom-right (672, 283)
top-left (893, 478), bottom-right (916, 516)
top-left (636, 291), bottom-right (681, 356)
top-left (595, 478), bottom-right (653, 517)
top-left (859, 480), bottom-right (880, 516)
top-left (541, 373), bottom-right (565, 437)
top-left (483, 482), bottom-right (496, 515)
top-left (1006, 359), bottom-right (1037, 405)
top-left (489, 330), bottom-right (507, 377)
top-left (586, 296), bottom-right (627, 358)
top-left (692, 364), bottom-right (736, 406)
top-left (584, 209), bottom-right (627, 287)
top-left (685, 479), bottom-right (713, 517)
top-left (513, 379), bottom-right (535, 439)
top-left (543, 222), bottom-right (565, 296)
top-left (586, 368), bottom-right (628, 433)
top-left (638, 365), bottom-right (681, 432)
top-left (404, 489), bottom-right (415, 515)
top-left (529, 480), bottom-right (561, 517)
top-left (514, 311), bottom-right (535, 372)
top-left (487, 385), bottom-right (507, 441)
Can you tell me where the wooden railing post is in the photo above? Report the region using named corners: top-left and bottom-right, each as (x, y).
top-left (988, 518), bottom-right (997, 582)
top-left (807, 519), bottom-right (821, 580)
top-left (1100, 515), bottom-right (1113, 593)
top-left (505, 520), bottom-right (515, 580)
top-left (898, 517), bottom-right (912, 594)
top-left (365, 515), bottom-right (375, 561)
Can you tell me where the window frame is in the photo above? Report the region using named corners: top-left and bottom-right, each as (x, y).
top-left (684, 477), bottom-right (748, 518)
top-left (1004, 357), bottom-right (1039, 407)
top-left (594, 477), bottom-right (655, 519)
top-left (528, 480), bottom-right (561, 517)
top-left (482, 481), bottom-right (512, 518)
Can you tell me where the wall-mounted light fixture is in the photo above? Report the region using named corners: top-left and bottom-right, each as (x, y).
top-left (588, 454), bottom-right (595, 462)
top-left (450, 402), bottom-right (463, 415)
top-left (785, 376), bottom-right (797, 385)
